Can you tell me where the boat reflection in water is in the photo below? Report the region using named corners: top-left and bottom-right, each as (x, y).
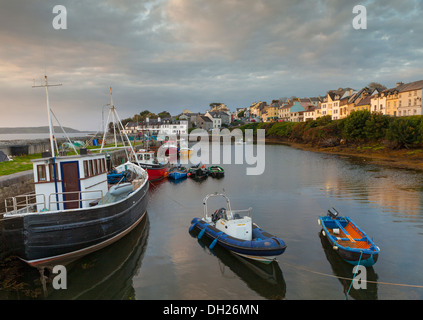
top-left (318, 231), bottom-right (379, 300)
top-left (189, 228), bottom-right (286, 300)
top-left (0, 214), bottom-right (150, 300)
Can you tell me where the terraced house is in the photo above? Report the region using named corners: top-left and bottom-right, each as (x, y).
top-left (397, 80), bottom-right (423, 117)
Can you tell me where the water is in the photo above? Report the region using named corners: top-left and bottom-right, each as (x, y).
top-left (1, 144), bottom-right (423, 300)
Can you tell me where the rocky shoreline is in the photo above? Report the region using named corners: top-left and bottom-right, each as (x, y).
top-left (265, 136), bottom-right (423, 172)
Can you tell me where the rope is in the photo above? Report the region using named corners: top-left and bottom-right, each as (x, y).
top-left (281, 261), bottom-right (423, 290)
top-left (345, 251), bottom-right (363, 299)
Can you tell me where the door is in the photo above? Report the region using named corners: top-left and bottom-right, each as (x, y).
top-left (61, 161), bottom-right (80, 209)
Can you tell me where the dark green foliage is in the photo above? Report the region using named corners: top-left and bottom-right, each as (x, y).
top-left (342, 110), bottom-right (372, 140)
top-left (238, 113), bottom-right (423, 150)
top-left (386, 117), bottom-right (423, 148)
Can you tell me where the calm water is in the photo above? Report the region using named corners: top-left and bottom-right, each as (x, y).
top-left (2, 144), bottom-right (423, 300)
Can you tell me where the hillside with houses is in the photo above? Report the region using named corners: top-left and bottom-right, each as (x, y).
top-left (122, 80), bottom-right (423, 138)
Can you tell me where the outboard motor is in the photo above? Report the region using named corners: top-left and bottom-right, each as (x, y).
top-left (328, 207), bottom-right (339, 219)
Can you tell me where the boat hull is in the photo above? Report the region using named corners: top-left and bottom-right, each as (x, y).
top-left (318, 215), bottom-right (380, 267)
top-left (138, 163), bottom-right (168, 181)
top-left (208, 166), bottom-right (224, 178)
top-left (1, 181), bottom-right (149, 268)
top-left (189, 218), bottom-right (286, 264)
top-left (168, 170), bottom-right (188, 180)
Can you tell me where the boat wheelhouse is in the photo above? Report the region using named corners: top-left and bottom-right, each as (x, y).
top-left (135, 149), bottom-right (169, 181)
top-left (30, 153), bottom-right (108, 212)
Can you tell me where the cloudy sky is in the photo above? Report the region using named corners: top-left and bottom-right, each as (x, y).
top-left (0, 0), bottom-right (422, 131)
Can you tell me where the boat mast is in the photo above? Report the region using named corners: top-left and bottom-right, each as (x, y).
top-left (32, 75), bottom-right (62, 158)
top-left (100, 87), bottom-right (138, 161)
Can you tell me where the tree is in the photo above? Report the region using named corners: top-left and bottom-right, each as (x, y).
top-left (158, 111), bottom-right (171, 119)
top-left (367, 82), bottom-right (387, 91)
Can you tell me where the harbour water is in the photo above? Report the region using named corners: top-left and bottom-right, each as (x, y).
top-left (1, 143), bottom-right (423, 300)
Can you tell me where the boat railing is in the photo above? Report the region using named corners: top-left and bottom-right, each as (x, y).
top-left (3, 190), bottom-right (105, 215)
top-left (4, 193), bottom-right (47, 215)
top-left (48, 190), bottom-right (104, 210)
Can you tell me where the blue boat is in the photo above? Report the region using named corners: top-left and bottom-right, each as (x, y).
top-left (189, 193), bottom-right (286, 264)
top-left (168, 166), bottom-right (188, 180)
top-left (318, 208), bottom-right (380, 267)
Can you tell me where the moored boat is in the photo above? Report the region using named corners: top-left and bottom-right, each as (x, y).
top-left (0, 81), bottom-right (149, 268)
top-left (318, 208), bottom-right (380, 267)
top-left (135, 149), bottom-right (169, 181)
top-left (208, 165), bottom-right (224, 178)
top-left (188, 164), bottom-right (208, 180)
top-left (189, 193), bottom-right (286, 264)
top-left (168, 166), bottom-right (188, 180)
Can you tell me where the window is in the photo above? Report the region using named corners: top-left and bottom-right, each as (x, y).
top-left (37, 165), bottom-right (46, 182)
top-left (84, 161), bottom-right (89, 177)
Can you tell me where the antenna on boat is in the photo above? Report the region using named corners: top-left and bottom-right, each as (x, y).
top-left (32, 75), bottom-right (62, 158)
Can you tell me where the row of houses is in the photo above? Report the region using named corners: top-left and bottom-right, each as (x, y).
top-left (236, 79), bottom-right (423, 123)
top-left (123, 104), bottom-right (233, 135)
top-left (122, 79), bottom-right (423, 136)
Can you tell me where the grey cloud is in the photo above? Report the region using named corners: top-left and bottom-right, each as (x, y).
top-left (0, 0), bottom-right (422, 130)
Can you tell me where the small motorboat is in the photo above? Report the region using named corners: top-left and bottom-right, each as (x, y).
top-left (168, 166), bottom-right (188, 180)
top-left (135, 149), bottom-right (169, 181)
top-left (189, 164), bottom-right (208, 180)
top-left (189, 193), bottom-right (286, 264)
top-left (208, 165), bottom-right (224, 178)
top-left (318, 208), bottom-right (380, 267)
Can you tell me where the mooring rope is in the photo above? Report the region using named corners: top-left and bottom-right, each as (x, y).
top-left (345, 251), bottom-right (363, 299)
top-left (281, 260), bottom-right (423, 289)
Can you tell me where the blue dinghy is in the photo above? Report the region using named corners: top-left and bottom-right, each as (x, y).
top-left (189, 193), bottom-right (286, 264)
top-left (168, 166), bottom-right (188, 180)
top-left (318, 208), bottom-right (380, 267)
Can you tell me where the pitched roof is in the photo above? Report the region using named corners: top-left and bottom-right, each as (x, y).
top-left (398, 80), bottom-right (423, 92)
top-left (355, 95), bottom-right (371, 106)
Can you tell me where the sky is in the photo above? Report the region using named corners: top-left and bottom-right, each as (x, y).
top-left (0, 0), bottom-right (422, 131)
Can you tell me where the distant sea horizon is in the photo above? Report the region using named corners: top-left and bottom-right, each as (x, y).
top-left (0, 132), bottom-right (96, 141)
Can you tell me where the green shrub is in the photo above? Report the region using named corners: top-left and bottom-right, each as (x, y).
top-left (342, 110), bottom-right (371, 140)
top-left (386, 117), bottom-right (423, 148)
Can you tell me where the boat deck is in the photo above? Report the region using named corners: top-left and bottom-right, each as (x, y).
top-left (327, 223), bottom-right (372, 249)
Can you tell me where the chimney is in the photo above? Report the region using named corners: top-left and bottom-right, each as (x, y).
top-left (396, 82), bottom-right (404, 87)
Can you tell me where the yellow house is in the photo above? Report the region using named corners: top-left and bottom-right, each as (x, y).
top-left (385, 86), bottom-right (401, 116)
top-left (265, 104), bottom-right (279, 122)
top-left (354, 95), bottom-right (371, 112)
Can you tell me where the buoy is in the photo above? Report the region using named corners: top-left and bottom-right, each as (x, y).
top-left (318, 219), bottom-right (321, 225)
top-left (322, 230), bottom-right (326, 236)
top-left (189, 221), bottom-right (198, 232)
top-left (209, 232), bottom-right (223, 249)
top-left (209, 238), bottom-right (218, 249)
top-left (198, 228), bottom-right (206, 239)
top-left (333, 246), bottom-right (338, 250)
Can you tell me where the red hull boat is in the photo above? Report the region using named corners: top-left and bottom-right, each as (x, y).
top-left (135, 150), bottom-right (169, 181)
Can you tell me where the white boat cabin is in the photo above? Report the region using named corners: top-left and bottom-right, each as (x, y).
top-left (136, 150), bottom-right (167, 165)
top-left (32, 153), bottom-right (108, 212)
